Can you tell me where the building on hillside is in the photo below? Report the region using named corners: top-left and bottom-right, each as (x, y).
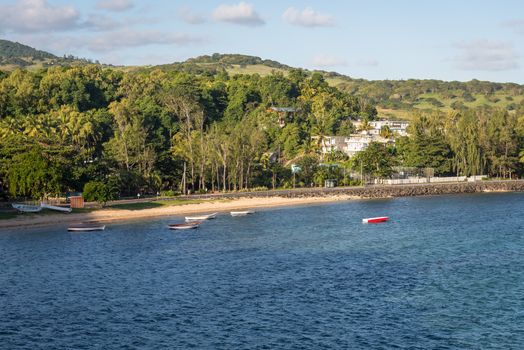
top-left (352, 119), bottom-right (409, 136)
top-left (316, 136), bottom-right (347, 154)
top-left (268, 107), bottom-right (300, 128)
top-left (344, 134), bottom-right (392, 157)
top-left (316, 134), bottom-right (393, 157)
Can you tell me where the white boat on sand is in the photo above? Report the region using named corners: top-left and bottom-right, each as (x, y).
top-left (12, 203), bottom-right (42, 213)
top-left (230, 210), bottom-right (255, 216)
top-left (68, 223), bottom-right (106, 232)
top-left (41, 203), bottom-right (72, 213)
top-left (168, 221), bottom-right (201, 230)
top-left (185, 213), bottom-right (218, 221)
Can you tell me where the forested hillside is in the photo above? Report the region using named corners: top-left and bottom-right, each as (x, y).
top-left (152, 53), bottom-right (524, 120)
top-left (0, 39), bottom-right (100, 71)
top-left (0, 65), bottom-right (379, 200)
top-left (1, 44), bottom-right (524, 201)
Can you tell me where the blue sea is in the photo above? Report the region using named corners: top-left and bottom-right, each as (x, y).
top-left (1, 193), bottom-right (524, 349)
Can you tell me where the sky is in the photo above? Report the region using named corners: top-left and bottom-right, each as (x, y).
top-left (1, 0), bottom-right (524, 83)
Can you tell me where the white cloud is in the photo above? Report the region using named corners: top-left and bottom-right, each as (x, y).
top-left (88, 30), bottom-right (207, 51)
top-left (0, 0), bottom-right (80, 33)
top-left (96, 0), bottom-right (133, 12)
top-left (213, 2), bottom-right (264, 26)
top-left (356, 58), bottom-right (379, 67)
top-left (502, 19), bottom-right (524, 34)
top-left (312, 54), bottom-right (347, 67)
top-left (452, 40), bottom-right (519, 71)
top-left (178, 6), bottom-right (206, 24)
top-left (84, 14), bottom-right (121, 31)
top-left (283, 7), bottom-right (334, 27)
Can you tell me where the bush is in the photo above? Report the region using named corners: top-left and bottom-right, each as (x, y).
top-left (83, 181), bottom-right (116, 205)
top-left (160, 190), bottom-right (177, 197)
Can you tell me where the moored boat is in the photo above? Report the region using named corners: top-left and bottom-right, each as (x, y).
top-left (68, 223), bottom-right (106, 232)
top-left (362, 216), bottom-right (389, 224)
top-left (41, 203), bottom-right (72, 213)
top-left (230, 210), bottom-right (255, 216)
top-left (168, 221), bottom-right (201, 230)
top-left (185, 213), bottom-right (218, 221)
top-left (12, 203), bottom-right (42, 213)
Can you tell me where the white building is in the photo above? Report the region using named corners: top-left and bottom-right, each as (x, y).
top-left (344, 134), bottom-right (392, 157)
top-left (317, 134), bottom-right (392, 157)
top-left (317, 136), bottom-right (347, 154)
top-left (352, 119), bottom-right (409, 137)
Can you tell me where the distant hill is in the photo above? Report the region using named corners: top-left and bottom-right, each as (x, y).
top-left (152, 53), bottom-right (524, 120)
top-left (0, 39), bottom-right (100, 71)
top-left (0, 39), bottom-right (56, 60)
top-left (2, 42), bottom-right (523, 120)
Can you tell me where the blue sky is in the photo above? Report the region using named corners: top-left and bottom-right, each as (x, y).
top-left (1, 0), bottom-right (523, 83)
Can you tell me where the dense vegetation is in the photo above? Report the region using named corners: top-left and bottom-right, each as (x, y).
top-left (333, 77), bottom-right (524, 119)
top-left (155, 53), bottom-right (524, 119)
top-left (0, 39), bottom-right (56, 60)
top-left (0, 65), bottom-right (379, 199)
top-left (1, 45), bottom-right (524, 201)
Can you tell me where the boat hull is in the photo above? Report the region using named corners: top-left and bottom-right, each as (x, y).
top-left (362, 216), bottom-right (389, 224)
top-left (68, 225), bottom-right (106, 232)
top-left (12, 203), bottom-right (42, 213)
top-left (185, 213), bottom-right (217, 221)
top-left (169, 221), bottom-right (201, 230)
top-left (230, 211), bottom-right (254, 216)
top-left (41, 203), bottom-right (72, 213)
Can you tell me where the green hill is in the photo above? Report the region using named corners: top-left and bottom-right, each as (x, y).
top-left (0, 39), bottom-right (100, 71)
top-left (152, 53), bottom-right (524, 120)
top-left (0, 39), bottom-right (56, 59)
top-left (2, 42), bottom-right (523, 120)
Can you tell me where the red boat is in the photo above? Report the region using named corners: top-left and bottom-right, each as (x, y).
top-left (362, 216), bottom-right (389, 224)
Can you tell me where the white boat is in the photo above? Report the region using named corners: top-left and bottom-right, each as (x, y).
top-left (41, 203), bottom-right (72, 213)
top-left (12, 203), bottom-right (42, 213)
top-left (230, 210), bottom-right (255, 216)
top-left (68, 224), bottom-right (106, 232)
top-left (185, 213), bottom-right (218, 221)
top-left (168, 221), bottom-right (201, 230)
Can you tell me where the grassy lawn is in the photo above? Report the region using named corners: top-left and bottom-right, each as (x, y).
top-left (226, 64), bottom-right (287, 76)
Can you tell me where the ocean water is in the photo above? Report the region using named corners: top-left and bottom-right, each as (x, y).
top-left (1, 193), bottom-right (524, 349)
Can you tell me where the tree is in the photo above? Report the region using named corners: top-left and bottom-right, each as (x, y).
top-left (83, 181), bottom-right (116, 206)
top-left (7, 150), bottom-right (62, 199)
top-left (352, 142), bottom-right (395, 179)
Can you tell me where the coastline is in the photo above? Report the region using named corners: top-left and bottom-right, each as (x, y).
top-left (0, 195), bottom-right (359, 230)
top-left (3, 180), bottom-right (524, 230)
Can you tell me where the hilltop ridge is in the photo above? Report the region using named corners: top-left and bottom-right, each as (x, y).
top-left (1, 40), bottom-right (523, 120)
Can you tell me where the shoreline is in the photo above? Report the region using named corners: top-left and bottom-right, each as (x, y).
top-left (0, 195), bottom-right (359, 230)
top-left (3, 180), bottom-right (524, 230)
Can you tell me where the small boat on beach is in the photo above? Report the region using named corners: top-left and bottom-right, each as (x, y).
top-left (168, 221), bottom-right (201, 230)
top-left (362, 216), bottom-right (389, 224)
top-left (185, 213), bottom-right (218, 221)
top-left (12, 203), bottom-right (42, 213)
top-left (230, 210), bottom-right (255, 216)
top-left (68, 223), bottom-right (106, 232)
top-left (41, 203), bottom-right (72, 213)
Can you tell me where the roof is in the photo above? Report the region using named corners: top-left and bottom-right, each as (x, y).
top-left (270, 107), bottom-right (300, 112)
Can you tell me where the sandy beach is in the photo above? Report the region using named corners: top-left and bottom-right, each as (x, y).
top-left (0, 195), bottom-right (358, 230)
